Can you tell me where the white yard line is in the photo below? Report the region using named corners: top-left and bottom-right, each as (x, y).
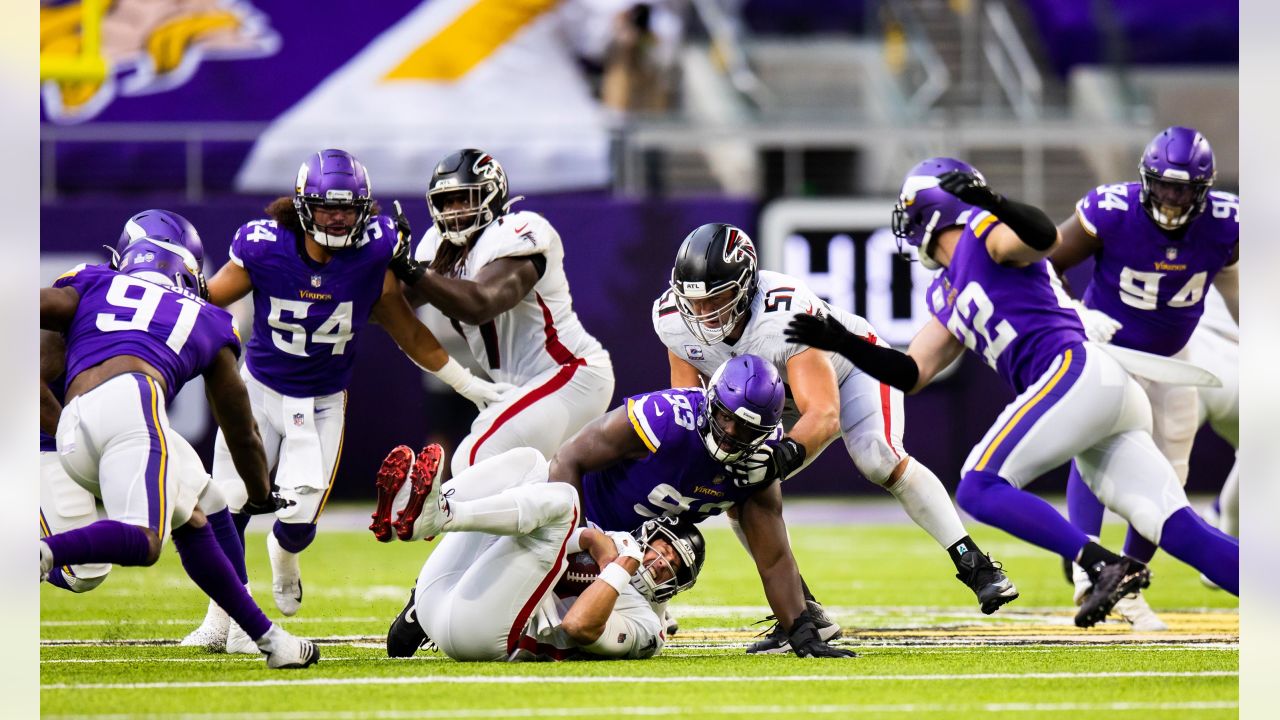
top-left (41, 700), bottom-right (1239, 719)
top-left (43, 670), bottom-right (1237, 691)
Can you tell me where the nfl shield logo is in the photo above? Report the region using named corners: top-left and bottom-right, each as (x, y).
top-left (292, 413), bottom-right (305, 427)
top-left (311, 274), bottom-right (322, 288)
top-left (1165, 246), bottom-right (1178, 261)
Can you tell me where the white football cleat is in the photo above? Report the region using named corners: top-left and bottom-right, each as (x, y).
top-left (1115, 591), bottom-right (1168, 632)
top-left (267, 531), bottom-right (303, 616)
top-left (226, 620), bottom-right (261, 655)
top-left (1071, 562), bottom-right (1092, 606)
top-left (180, 600), bottom-right (230, 652)
top-left (260, 626), bottom-right (320, 670)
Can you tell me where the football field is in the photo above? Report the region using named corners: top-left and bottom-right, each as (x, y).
top-left (41, 501), bottom-right (1238, 719)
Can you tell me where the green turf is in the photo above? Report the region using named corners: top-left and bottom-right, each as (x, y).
top-left (40, 514), bottom-right (1237, 719)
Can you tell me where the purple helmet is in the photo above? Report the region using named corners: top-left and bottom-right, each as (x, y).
top-left (700, 354), bottom-right (785, 465)
top-left (294, 149), bottom-right (374, 249)
top-left (117, 237), bottom-right (207, 299)
top-left (891, 157), bottom-right (985, 269)
top-left (1138, 126), bottom-right (1216, 231)
top-left (113, 209), bottom-right (204, 270)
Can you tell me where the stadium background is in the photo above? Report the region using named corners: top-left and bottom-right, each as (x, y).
top-left (38, 0), bottom-right (1239, 500)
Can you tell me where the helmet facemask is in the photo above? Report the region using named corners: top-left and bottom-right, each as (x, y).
top-left (700, 388), bottom-right (777, 463)
top-left (670, 273), bottom-right (752, 345)
top-left (1140, 168), bottom-right (1213, 231)
top-left (428, 183), bottom-right (497, 246)
top-left (629, 521), bottom-right (701, 603)
top-left (295, 193), bottom-right (372, 249)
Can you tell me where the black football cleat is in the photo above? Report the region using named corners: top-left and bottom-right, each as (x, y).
top-left (387, 586), bottom-right (430, 658)
top-left (746, 600), bottom-right (842, 654)
top-left (371, 446), bottom-right (414, 542)
top-left (1075, 557), bottom-right (1151, 628)
top-left (956, 550), bottom-right (1019, 615)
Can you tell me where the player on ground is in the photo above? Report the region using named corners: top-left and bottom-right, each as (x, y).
top-left (389, 149), bottom-right (614, 476)
top-left (1049, 127), bottom-right (1239, 628)
top-left (39, 237), bottom-right (318, 668)
top-left (190, 149), bottom-right (504, 650)
top-left (376, 445), bottom-right (703, 661)
top-left (785, 158), bottom-right (1239, 627)
top-left (654, 223), bottom-right (1016, 650)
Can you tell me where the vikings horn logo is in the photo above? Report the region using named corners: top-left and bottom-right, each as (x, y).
top-left (722, 228), bottom-right (757, 266)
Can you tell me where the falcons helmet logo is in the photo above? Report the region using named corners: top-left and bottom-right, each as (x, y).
top-left (722, 228), bottom-right (757, 267)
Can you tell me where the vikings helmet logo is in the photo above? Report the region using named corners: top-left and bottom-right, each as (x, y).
top-left (722, 228), bottom-right (757, 266)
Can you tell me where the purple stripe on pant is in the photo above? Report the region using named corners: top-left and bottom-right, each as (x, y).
top-left (135, 374), bottom-right (166, 536)
top-left (978, 347), bottom-right (1087, 476)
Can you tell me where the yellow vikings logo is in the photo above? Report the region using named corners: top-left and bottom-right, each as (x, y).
top-left (40, 0), bottom-right (280, 123)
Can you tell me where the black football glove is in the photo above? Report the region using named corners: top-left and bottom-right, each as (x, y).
top-left (388, 200), bottom-right (425, 285)
top-left (788, 610), bottom-right (857, 658)
top-left (937, 169), bottom-right (1004, 212)
top-left (242, 492), bottom-right (296, 516)
top-left (784, 312), bottom-right (858, 355)
top-left (725, 437), bottom-right (806, 488)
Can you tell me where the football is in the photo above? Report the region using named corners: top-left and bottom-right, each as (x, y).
top-left (552, 551), bottom-right (601, 599)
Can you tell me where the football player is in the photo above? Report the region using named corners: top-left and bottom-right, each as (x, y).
top-left (373, 355), bottom-right (854, 658)
top-left (785, 158), bottom-right (1238, 628)
top-left (1189, 289), bottom-right (1238, 545)
top-left (39, 237), bottom-right (318, 668)
top-left (188, 149), bottom-right (504, 651)
top-left (654, 223), bottom-right (1017, 650)
top-left (1050, 127), bottom-right (1239, 629)
top-left (388, 149), bottom-right (615, 477)
top-left (377, 444), bottom-right (704, 661)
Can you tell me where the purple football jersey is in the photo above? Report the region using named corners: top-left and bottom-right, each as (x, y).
top-left (582, 388), bottom-right (760, 532)
top-left (1075, 183), bottom-right (1239, 356)
top-left (54, 265), bottom-right (240, 402)
top-left (230, 215), bottom-right (396, 397)
top-left (926, 212), bottom-right (1086, 393)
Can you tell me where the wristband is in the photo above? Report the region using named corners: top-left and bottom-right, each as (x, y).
top-left (430, 357), bottom-right (471, 391)
top-left (597, 562), bottom-right (633, 595)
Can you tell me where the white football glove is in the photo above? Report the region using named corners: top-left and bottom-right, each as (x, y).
top-left (608, 530), bottom-right (644, 564)
top-left (431, 357), bottom-right (515, 410)
top-left (1070, 300), bottom-right (1123, 344)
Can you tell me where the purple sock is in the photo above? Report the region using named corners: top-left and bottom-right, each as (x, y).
top-left (172, 521), bottom-right (272, 639)
top-left (273, 520), bottom-right (316, 554)
top-left (44, 520), bottom-right (154, 567)
top-left (1158, 507), bottom-right (1239, 595)
top-left (1122, 524), bottom-right (1159, 563)
top-left (208, 508), bottom-right (249, 585)
top-left (46, 569), bottom-right (73, 592)
top-left (1065, 461), bottom-right (1106, 537)
top-left (957, 470), bottom-right (1090, 560)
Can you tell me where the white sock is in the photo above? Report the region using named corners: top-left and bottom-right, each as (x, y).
top-left (885, 458), bottom-right (967, 548)
top-left (255, 624), bottom-right (282, 653)
top-left (1218, 460), bottom-right (1239, 537)
top-left (447, 484), bottom-right (575, 536)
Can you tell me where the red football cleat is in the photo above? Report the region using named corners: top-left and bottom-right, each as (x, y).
top-left (370, 445), bottom-right (414, 542)
top-left (393, 444), bottom-right (445, 542)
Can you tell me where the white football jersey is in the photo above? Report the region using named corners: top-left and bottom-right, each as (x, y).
top-left (515, 584), bottom-right (665, 660)
top-left (653, 270), bottom-right (875, 388)
top-left (416, 210), bottom-right (607, 385)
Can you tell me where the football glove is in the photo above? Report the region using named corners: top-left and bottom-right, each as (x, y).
top-left (431, 357), bottom-right (515, 410)
top-left (788, 610), bottom-right (857, 658)
top-left (243, 492), bottom-right (296, 516)
top-left (725, 437), bottom-right (806, 488)
top-left (784, 312), bottom-right (857, 355)
top-left (937, 169), bottom-right (1003, 211)
top-left (389, 200), bottom-right (425, 285)
top-left (1069, 300), bottom-right (1123, 344)
top-left (608, 530), bottom-right (644, 564)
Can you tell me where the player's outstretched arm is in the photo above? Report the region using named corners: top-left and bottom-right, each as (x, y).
top-left (740, 484), bottom-right (855, 658)
top-left (40, 286), bottom-right (80, 332)
top-left (205, 261), bottom-right (253, 308)
top-left (1048, 211), bottom-right (1101, 281)
top-left (559, 529), bottom-right (639, 646)
top-left (785, 314), bottom-right (962, 394)
top-left (668, 350), bottom-right (704, 388)
top-left (203, 347), bottom-right (275, 511)
top-left (782, 348), bottom-right (840, 465)
top-left (549, 407), bottom-right (651, 507)
top-left (396, 256), bottom-right (540, 325)
top-left (936, 170), bottom-right (1060, 267)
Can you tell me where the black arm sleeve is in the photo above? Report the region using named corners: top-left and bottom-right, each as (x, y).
top-left (989, 196), bottom-right (1057, 251)
top-left (832, 337), bottom-right (919, 393)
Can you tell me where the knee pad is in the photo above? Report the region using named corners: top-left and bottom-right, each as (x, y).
top-left (847, 432), bottom-right (902, 486)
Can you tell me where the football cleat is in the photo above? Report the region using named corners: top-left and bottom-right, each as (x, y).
top-left (746, 600), bottom-right (842, 654)
top-left (955, 550), bottom-right (1019, 614)
top-left (226, 620), bottom-right (261, 655)
top-left (39, 541), bottom-right (53, 583)
top-left (180, 600), bottom-right (230, 652)
top-left (267, 532), bottom-right (303, 616)
top-left (1115, 591), bottom-right (1169, 632)
top-left (393, 444), bottom-right (448, 542)
top-left (1071, 562), bottom-right (1093, 606)
top-left (264, 629), bottom-right (321, 670)
top-left (387, 586), bottom-right (432, 658)
top-left (1075, 557), bottom-right (1151, 628)
top-left (371, 446), bottom-right (415, 542)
